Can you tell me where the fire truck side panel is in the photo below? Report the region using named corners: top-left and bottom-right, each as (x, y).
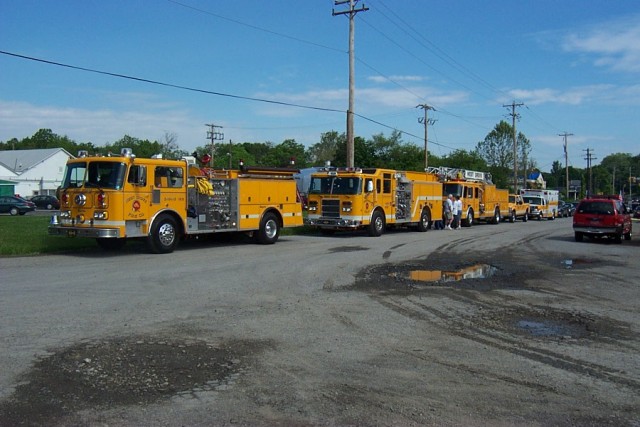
top-left (49, 151), bottom-right (302, 252)
top-left (236, 179), bottom-right (302, 231)
top-left (305, 169), bottom-right (442, 233)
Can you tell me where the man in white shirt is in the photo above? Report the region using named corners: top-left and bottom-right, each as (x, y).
top-left (453, 195), bottom-right (463, 229)
top-left (445, 194), bottom-right (454, 229)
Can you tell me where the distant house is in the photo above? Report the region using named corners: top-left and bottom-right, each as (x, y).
top-left (0, 148), bottom-right (74, 197)
top-left (526, 171), bottom-right (546, 189)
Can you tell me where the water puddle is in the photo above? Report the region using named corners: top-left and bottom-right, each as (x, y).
top-left (516, 319), bottom-right (575, 337)
top-left (405, 264), bottom-right (497, 283)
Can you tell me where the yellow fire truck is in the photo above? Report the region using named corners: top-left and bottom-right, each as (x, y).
top-left (304, 167), bottom-right (443, 236)
top-left (49, 148), bottom-right (303, 253)
top-left (429, 167), bottom-right (510, 226)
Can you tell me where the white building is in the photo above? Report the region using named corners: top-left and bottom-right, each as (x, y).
top-left (0, 148), bottom-right (74, 197)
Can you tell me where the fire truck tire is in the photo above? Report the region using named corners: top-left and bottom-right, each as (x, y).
top-left (509, 210), bottom-right (515, 223)
top-left (255, 212), bottom-right (280, 244)
top-left (523, 211), bottom-right (528, 222)
top-left (463, 209), bottom-right (473, 227)
top-left (491, 208), bottom-right (501, 224)
top-left (416, 209), bottom-right (431, 232)
top-left (368, 210), bottom-right (385, 236)
top-left (148, 215), bottom-right (179, 253)
top-left (550, 211), bottom-right (556, 220)
top-left (96, 238), bottom-right (126, 251)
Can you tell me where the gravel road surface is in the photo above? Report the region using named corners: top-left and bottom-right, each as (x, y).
top-left (1, 217), bottom-right (638, 426)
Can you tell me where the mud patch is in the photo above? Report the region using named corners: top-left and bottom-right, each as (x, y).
top-left (482, 308), bottom-right (632, 341)
top-left (0, 336), bottom-right (270, 425)
top-left (351, 260), bottom-right (516, 293)
top-left (328, 245), bottom-right (369, 253)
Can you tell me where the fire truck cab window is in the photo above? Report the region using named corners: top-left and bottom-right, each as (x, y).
top-left (365, 179), bottom-right (374, 193)
top-left (467, 187), bottom-right (473, 198)
top-left (155, 167), bottom-right (184, 188)
top-left (383, 174), bottom-right (392, 193)
top-left (128, 165), bottom-right (147, 186)
top-left (376, 179), bottom-right (381, 193)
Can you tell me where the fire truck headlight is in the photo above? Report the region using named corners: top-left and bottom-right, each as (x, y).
top-left (93, 211), bottom-right (109, 220)
top-left (342, 202), bottom-right (352, 212)
top-left (75, 214), bottom-right (86, 224)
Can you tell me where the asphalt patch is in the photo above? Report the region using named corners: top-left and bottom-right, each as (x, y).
top-left (0, 336), bottom-right (270, 426)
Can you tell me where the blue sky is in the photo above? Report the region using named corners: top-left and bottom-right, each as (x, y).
top-left (1, 0), bottom-right (639, 172)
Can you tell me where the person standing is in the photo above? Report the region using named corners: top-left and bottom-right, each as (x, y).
top-left (453, 195), bottom-right (463, 229)
top-left (444, 194), bottom-right (454, 229)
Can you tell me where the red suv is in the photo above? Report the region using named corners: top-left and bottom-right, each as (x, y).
top-left (573, 196), bottom-right (632, 243)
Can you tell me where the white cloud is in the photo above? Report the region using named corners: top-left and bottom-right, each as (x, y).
top-left (368, 75), bottom-right (425, 84)
top-left (0, 100), bottom-right (204, 151)
top-left (562, 15), bottom-right (640, 73)
top-left (504, 84), bottom-right (615, 106)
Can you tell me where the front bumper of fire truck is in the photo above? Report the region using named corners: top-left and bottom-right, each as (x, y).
top-left (529, 207), bottom-right (543, 218)
top-left (48, 213), bottom-right (121, 238)
top-left (305, 216), bottom-right (362, 229)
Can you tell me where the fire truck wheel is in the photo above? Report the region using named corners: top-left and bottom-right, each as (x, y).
top-left (509, 210), bottom-right (515, 223)
top-left (491, 208), bottom-right (501, 224)
top-left (148, 215), bottom-right (179, 253)
top-left (256, 212), bottom-right (280, 244)
top-left (368, 210), bottom-right (385, 236)
top-left (417, 209), bottom-right (430, 232)
top-left (96, 238), bottom-right (126, 251)
top-left (463, 209), bottom-right (474, 227)
top-left (523, 212), bottom-right (528, 222)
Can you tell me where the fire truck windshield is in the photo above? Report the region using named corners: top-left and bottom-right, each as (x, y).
top-left (61, 161), bottom-right (127, 190)
top-left (309, 176), bottom-right (362, 195)
top-left (522, 196), bottom-right (543, 205)
top-left (443, 183), bottom-right (463, 197)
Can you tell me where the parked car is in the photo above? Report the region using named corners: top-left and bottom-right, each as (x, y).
top-left (558, 200), bottom-right (575, 217)
top-left (29, 195), bottom-right (60, 210)
top-left (573, 196), bottom-right (632, 243)
top-left (0, 196), bottom-right (36, 216)
top-left (558, 201), bottom-right (570, 217)
top-left (634, 206), bottom-right (640, 219)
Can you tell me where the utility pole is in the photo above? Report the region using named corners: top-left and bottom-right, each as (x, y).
top-left (583, 148), bottom-right (596, 197)
top-left (205, 123), bottom-right (224, 168)
top-left (333, 0), bottom-right (368, 168)
top-left (416, 104), bottom-right (436, 170)
top-left (559, 132), bottom-right (573, 199)
top-left (503, 101), bottom-right (524, 192)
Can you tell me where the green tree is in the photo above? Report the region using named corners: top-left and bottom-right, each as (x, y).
top-left (105, 135), bottom-right (163, 158)
top-left (476, 121), bottom-right (532, 190)
top-left (439, 149), bottom-right (488, 171)
top-left (264, 139), bottom-right (308, 168)
top-left (306, 131), bottom-right (343, 166)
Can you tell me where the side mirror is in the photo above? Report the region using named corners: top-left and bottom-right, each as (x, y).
top-left (366, 180), bottom-right (374, 193)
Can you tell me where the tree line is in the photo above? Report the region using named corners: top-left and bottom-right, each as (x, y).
top-left (2, 124), bottom-right (638, 199)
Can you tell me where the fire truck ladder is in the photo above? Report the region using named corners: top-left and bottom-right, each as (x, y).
top-left (426, 166), bottom-right (493, 184)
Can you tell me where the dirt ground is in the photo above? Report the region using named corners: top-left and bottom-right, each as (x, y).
top-left (0, 220), bottom-right (639, 426)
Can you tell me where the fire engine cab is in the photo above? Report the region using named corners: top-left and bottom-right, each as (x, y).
top-left (304, 167), bottom-right (443, 236)
top-left (49, 148), bottom-right (303, 253)
top-left (429, 167), bottom-right (510, 226)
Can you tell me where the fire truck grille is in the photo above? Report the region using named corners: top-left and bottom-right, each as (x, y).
top-left (322, 199), bottom-right (341, 218)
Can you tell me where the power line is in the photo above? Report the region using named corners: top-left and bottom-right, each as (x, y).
top-left (0, 50), bottom-right (342, 114)
top-left (2, 49), bottom-right (457, 149)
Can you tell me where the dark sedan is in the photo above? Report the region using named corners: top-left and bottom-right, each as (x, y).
top-left (29, 195), bottom-right (60, 210)
top-left (0, 196), bottom-right (36, 215)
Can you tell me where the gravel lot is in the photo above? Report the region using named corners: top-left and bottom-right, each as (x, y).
top-left (0, 217), bottom-right (638, 426)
